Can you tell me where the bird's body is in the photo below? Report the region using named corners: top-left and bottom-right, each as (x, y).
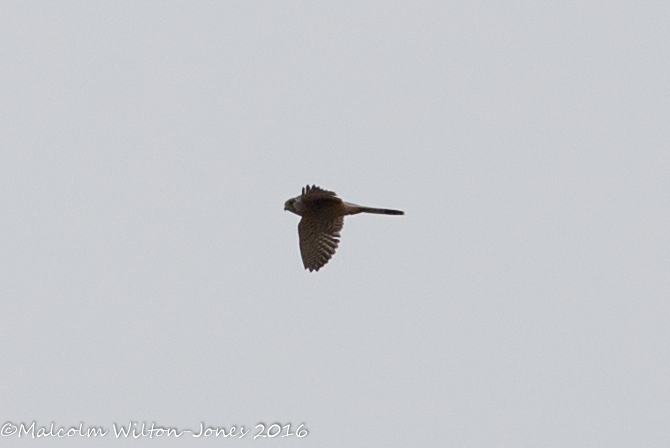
top-left (284, 185), bottom-right (404, 271)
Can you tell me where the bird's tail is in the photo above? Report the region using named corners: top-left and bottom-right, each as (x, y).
top-left (360, 207), bottom-right (404, 215)
top-left (345, 202), bottom-right (404, 215)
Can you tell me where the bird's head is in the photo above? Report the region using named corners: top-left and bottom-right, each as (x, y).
top-left (284, 197), bottom-right (303, 215)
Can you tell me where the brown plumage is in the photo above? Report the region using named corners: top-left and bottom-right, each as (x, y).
top-left (284, 185), bottom-right (404, 272)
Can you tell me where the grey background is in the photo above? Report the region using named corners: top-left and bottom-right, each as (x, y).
top-left (1, 2), bottom-right (668, 447)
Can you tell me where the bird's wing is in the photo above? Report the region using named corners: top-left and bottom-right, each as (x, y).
top-left (302, 184), bottom-right (337, 197)
top-left (298, 215), bottom-right (344, 272)
top-left (300, 185), bottom-right (342, 205)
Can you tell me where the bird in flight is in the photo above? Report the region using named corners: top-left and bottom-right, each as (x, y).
top-left (284, 185), bottom-right (404, 272)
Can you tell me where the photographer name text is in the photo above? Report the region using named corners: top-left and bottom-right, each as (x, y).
top-left (1, 421), bottom-right (308, 439)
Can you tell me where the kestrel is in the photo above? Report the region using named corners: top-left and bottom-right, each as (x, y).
top-left (284, 185), bottom-right (404, 272)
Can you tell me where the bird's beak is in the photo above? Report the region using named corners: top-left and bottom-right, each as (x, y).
top-left (284, 202), bottom-right (290, 211)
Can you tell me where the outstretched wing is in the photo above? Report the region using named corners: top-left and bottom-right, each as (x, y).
top-left (298, 215), bottom-right (344, 272)
top-left (300, 185), bottom-right (342, 211)
top-left (301, 184), bottom-right (337, 197)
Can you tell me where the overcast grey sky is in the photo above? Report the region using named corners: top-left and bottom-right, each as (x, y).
top-left (1, 2), bottom-right (669, 447)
